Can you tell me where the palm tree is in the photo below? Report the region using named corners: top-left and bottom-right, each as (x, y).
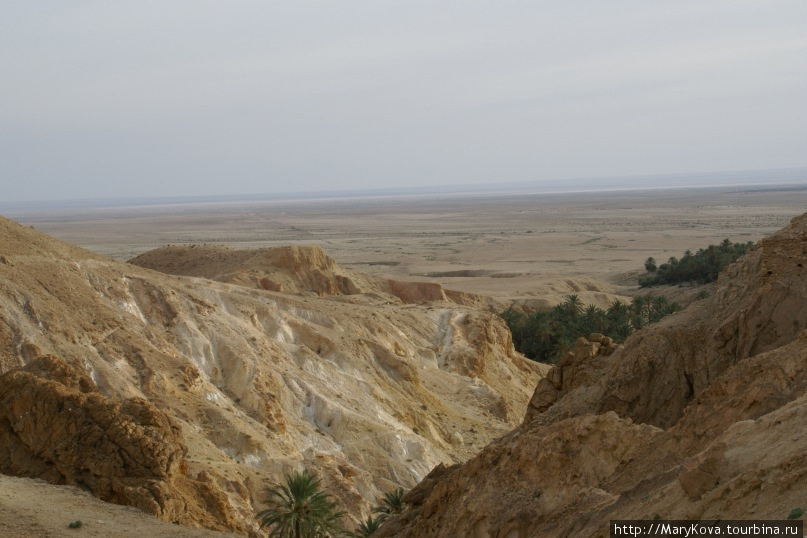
top-left (257, 468), bottom-right (345, 538)
top-left (373, 487), bottom-right (406, 517)
top-left (630, 295), bottom-right (648, 320)
top-left (551, 335), bottom-right (574, 362)
top-left (648, 295), bottom-right (669, 322)
top-left (563, 294), bottom-right (584, 319)
top-left (606, 299), bottom-right (628, 324)
top-left (587, 307), bottom-right (609, 334)
top-left (606, 299), bottom-right (631, 341)
top-left (350, 515), bottom-right (385, 537)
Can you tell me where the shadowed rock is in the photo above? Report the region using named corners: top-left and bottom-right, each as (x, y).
top-left (0, 354), bottom-right (245, 533)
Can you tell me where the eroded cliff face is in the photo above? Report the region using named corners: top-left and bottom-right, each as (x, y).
top-left (0, 354), bottom-right (243, 532)
top-left (0, 216), bottom-right (544, 534)
top-left (376, 212), bottom-right (807, 538)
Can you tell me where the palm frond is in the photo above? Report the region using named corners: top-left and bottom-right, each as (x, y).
top-left (257, 468), bottom-right (345, 538)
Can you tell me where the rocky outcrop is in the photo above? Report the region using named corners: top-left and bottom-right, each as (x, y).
top-left (130, 245), bottom-right (365, 297)
top-left (386, 279), bottom-right (446, 303)
top-left (0, 215), bottom-right (541, 534)
top-left (0, 355), bottom-right (245, 532)
top-left (378, 412), bottom-right (663, 538)
top-left (129, 243), bottom-right (485, 306)
top-left (526, 334), bottom-right (618, 418)
top-left (376, 212), bottom-right (807, 537)
top-left (379, 338), bottom-right (807, 536)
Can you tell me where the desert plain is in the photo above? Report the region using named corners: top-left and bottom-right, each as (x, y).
top-left (8, 183), bottom-right (806, 306)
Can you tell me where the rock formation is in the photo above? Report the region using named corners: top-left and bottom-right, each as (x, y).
top-left (376, 212), bottom-right (807, 537)
top-left (129, 243), bottom-right (489, 307)
top-left (0, 354), bottom-right (244, 532)
top-left (0, 216), bottom-right (543, 534)
top-left (527, 333), bottom-right (617, 415)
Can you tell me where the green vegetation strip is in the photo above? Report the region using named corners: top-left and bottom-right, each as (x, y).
top-left (640, 239), bottom-right (754, 287)
top-left (502, 294), bottom-right (680, 364)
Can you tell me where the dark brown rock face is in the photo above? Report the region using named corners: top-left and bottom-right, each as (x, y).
top-left (0, 355), bottom-right (244, 533)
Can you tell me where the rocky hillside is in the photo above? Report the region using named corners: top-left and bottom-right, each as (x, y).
top-left (376, 212), bottom-right (807, 537)
top-left (0, 216), bottom-right (544, 535)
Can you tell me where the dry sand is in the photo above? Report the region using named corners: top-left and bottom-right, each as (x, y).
top-left (0, 475), bottom-right (237, 538)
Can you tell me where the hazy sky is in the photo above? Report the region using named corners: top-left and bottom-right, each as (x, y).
top-left (2, 1), bottom-right (806, 202)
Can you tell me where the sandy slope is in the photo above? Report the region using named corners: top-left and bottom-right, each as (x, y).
top-left (0, 475), bottom-right (237, 538)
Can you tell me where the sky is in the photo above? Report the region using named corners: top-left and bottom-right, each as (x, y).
top-left (1, 1), bottom-right (806, 202)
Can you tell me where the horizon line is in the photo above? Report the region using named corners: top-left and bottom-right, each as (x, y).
top-left (2, 166), bottom-right (805, 212)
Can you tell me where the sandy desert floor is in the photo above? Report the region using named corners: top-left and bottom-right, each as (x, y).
top-left (9, 184), bottom-right (806, 307)
top-left (0, 475), bottom-right (238, 538)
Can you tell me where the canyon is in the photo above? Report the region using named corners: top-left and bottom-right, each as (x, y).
top-left (1, 186), bottom-right (805, 536)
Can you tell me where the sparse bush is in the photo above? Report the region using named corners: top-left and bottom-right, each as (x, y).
top-left (68, 520), bottom-right (83, 529)
top-left (787, 507), bottom-right (804, 520)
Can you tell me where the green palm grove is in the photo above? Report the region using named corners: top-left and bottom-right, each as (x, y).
top-left (501, 294), bottom-right (680, 363)
top-left (639, 239), bottom-right (753, 287)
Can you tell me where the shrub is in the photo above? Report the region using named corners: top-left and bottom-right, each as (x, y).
top-left (373, 487), bottom-right (406, 517)
top-left (350, 515), bottom-right (385, 537)
top-left (695, 290), bottom-right (710, 300)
